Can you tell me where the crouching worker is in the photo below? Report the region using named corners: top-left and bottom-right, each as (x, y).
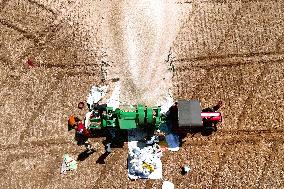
top-left (68, 115), bottom-right (94, 152)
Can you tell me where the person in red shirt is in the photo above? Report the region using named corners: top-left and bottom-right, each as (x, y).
top-left (68, 116), bottom-right (93, 151)
top-left (74, 122), bottom-right (93, 151)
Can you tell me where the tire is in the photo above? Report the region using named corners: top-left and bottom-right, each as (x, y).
top-left (202, 126), bottom-right (214, 136)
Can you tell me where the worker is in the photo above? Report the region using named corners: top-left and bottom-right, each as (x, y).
top-left (74, 122), bottom-right (93, 151)
top-left (68, 115), bottom-right (81, 131)
top-left (104, 127), bottom-right (116, 153)
top-left (68, 115), bottom-right (93, 151)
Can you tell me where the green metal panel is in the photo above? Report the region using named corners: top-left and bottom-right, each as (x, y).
top-left (105, 107), bottom-right (115, 127)
top-left (106, 107), bottom-right (113, 111)
top-left (117, 106), bottom-right (138, 129)
top-left (89, 119), bottom-right (101, 129)
top-left (118, 119), bottom-right (137, 129)
top-left (120, 111), bottom-right (136, 120)
top-left (89, 124), bottom-right (101, 129)
top-left (107, 120), bottom-right (115, 127)
top-left (89, 116), bottom-right (102, 129)
top-left (90, 117), bottom-right (99, 122)
top-left (102, 119), bottom-right (107, 127)
top-left (146, 107), bottom-right (153, 124)
top-left (155, 107), bottom-right (161, 129)
top-left (137, 104), bottom-right (145, 125)
top-left (114, 108), bottom-right (120, 115)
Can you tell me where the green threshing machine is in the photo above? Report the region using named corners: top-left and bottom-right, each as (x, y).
top-left (88, 104), bottom-right (163, 130)
top-left (86, 100), bottom-right (223, 133)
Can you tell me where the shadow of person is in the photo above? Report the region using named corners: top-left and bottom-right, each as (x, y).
top-left (96, 152), bottom-right (111, 164)
top-left (77, 149), bottom-right (96, 161)
top-left (102, 129), bottom-right (127, 149)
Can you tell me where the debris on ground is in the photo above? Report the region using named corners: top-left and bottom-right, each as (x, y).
top-left (127, 128), bottom-right (163, 179)
top-left (105, 80), bottom-right (121, 109)
top-left (162, 181), bottom-right (174, 189)
top-left (128, 143), bottom-right (163, 179)
top-left (78, 102), bottom-right (85, 109)
top-left (181, 165), bottom-right (191, 175)
top-left (125, 101), bottom-right (179, 179)
top-left (86, 80), bottom-right (121, 110)
top-left (105, 143), bottom-right (111, 153)
top-left (60, 154), bottom-right (77, 174)
top-left (87, 85), bottom-right (108, 109)
top-left (26, 58), bottom-right (35, 67)
top-left (159, 93), bottom-right (174, 114)
top-left (93, 142), bottom-right (100, 151)
top-left (145, 135), bottom-right (159, 145)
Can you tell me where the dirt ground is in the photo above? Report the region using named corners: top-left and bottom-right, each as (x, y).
top-left (1, 0), bottom-right (284, 188)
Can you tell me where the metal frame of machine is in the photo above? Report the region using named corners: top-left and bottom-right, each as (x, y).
top-left (88, 104), bottom-right (163, 130)
top-left (86, 100), bottom-right (222, 133)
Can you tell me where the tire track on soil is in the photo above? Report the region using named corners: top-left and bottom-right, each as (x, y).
top-left (0, 138), bottom-right (71, 151)
top-left (18, 72), bottom-right (64, 145)
top-left (2, 128), bottom-right (283, 186)
top-left (26, 0), bottom-right (57, 15)
top-left (173, 50), bottom-right (284, 65)
top-left (235, 64), bottom-right (269, 130)
top-left (255, 142), bottom-right (279, 189)
top-left (2, 139), bottom-right (79, 178)
top-left (16, 0), bottom-right (81, 65)
top-left (2, 129), bottom-right (283, 152)
top-left (173, 0), bottom-right (202, 50)
top-left (173, 56), bottom-right (284, 73)
top-left (219, 129), bottom-right (284, 135)
top-left (0, 18), bottom-right (38, 41)
top-left (172, 64), bottom-right (208, 99)
top-left (210, 145), bottom-right (234, 188)
top-left (2, 68), bottom-right (102, 152)
top-left (183, 129), bottom-right (284, 147)
top-left (215, 0), bottom-right (249, 53)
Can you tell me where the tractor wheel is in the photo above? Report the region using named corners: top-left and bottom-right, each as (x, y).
top-left (202, 127), bottom-right (214, 136)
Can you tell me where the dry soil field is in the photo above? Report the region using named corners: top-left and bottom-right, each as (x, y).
top-left (0, 0), bottom-right (284, 189)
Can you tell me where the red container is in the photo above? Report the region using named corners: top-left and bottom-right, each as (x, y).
top-left (201, 112), bottom-right (222, 122)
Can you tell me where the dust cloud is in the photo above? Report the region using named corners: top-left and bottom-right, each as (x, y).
top-left (100, 0), bottom-right (188, 106)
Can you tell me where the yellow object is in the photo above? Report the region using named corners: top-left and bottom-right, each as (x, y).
top-left (142, 162), bottom-right (154, 172)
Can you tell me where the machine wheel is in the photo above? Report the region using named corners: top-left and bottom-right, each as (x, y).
top-left (202, 126), bottom-right (214, 135)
